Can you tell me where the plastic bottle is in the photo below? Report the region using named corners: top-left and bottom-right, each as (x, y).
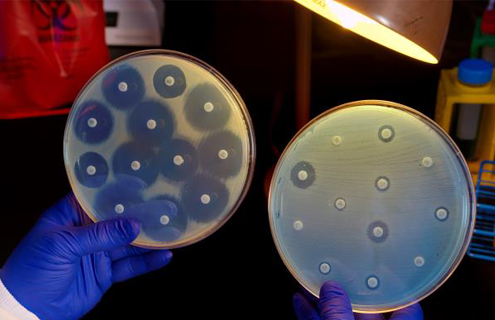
top-left (454, 59), bottom-right (493, 160)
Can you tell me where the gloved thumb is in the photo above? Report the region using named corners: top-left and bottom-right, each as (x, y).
top-left (293, 292), bottom-right (321, 320)
top-left (318, 281), bottom-right (354, 320)
top-left (68, 218), bottom-right (141, 258)
top-left (390, 303), bottom-right (423, 320)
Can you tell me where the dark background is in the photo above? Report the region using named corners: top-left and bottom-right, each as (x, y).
top-left (1, 1), bottom-right (494, 319)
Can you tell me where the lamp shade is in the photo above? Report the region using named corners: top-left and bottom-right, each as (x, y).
top-left (295, 0), bottom-right (452, 64)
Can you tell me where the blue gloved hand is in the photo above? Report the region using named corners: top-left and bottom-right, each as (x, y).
top-left (293, 281), bottom-right (424, 320)
top-left (0, 193), bottom-right (173, 320)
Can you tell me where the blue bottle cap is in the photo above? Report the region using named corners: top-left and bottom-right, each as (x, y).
top-left (457, 59), bottom-right (493, 85)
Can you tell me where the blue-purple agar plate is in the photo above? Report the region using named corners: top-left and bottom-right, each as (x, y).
top-left (64, 50), bottom-right (255, 248)
top-left (269, 101), bottom-right (475, 313)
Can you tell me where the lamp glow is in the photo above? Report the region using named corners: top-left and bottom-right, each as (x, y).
top-left (295, 0), bottom-right (439, 64)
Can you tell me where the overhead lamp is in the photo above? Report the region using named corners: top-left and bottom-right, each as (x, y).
top-left (294, 0), bottom-right (453, 64)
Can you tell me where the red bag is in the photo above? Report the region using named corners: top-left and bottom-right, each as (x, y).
top-left (0, 0), bottom-right (109, 119)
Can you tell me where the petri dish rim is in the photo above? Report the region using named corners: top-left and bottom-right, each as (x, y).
top-left (63, 49), bottom-right (256, 249)
top-left (267, 99), bottom-right (476, 313)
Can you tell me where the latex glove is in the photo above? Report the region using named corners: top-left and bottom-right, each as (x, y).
top-left (0, 193), bottom-right (173, 320)
top-left (293, 281), bottom-right (424, 320)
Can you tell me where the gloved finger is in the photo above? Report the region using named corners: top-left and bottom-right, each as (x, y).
top-left (112, 250), bottom-right (173, 283)
top-left (65, 192), bottom-right (95, 226)
top-left (318, 281), bottom-right (354, 320)
top-left (40, 193), bottom-right (87, 227)
top-left (109, 245), bottom-right (153, 261)
top-left (390, 304), bottom-right (423, 320)
top-left (300, 284), bottom-right (319, 304)
top-left (354, 313), bottom-right (386, 320)
top-left (68, 218), bottom-right (141, 258)
top-left (293, 292), bottom-right (321, 320)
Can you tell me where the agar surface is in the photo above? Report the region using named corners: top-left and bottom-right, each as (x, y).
top-left (65, 52), bottom-right (254, 247)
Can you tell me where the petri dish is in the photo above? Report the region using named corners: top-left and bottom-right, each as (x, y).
top-left (268, 100), bottom-right (475, 313)
top-left (64, 50), bottom-right (255, 249)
